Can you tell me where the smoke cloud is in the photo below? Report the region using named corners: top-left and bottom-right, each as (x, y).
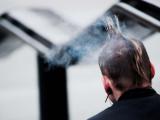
top-left (44, 13), bottom-right (123, 67)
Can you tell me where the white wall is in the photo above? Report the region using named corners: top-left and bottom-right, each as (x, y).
top-left (0, 45), bottom-right (39, 120)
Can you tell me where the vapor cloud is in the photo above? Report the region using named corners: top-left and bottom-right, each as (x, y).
top-left (44, 13), bottom-right (122, 67)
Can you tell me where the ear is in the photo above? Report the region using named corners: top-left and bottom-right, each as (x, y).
top-left (102, 76), bottom-right (111, 92)
top-left (150, 62), bottom-right (155, 79)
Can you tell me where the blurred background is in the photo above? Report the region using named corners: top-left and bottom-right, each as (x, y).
top-left (0, 0), bottom-right (159, 120)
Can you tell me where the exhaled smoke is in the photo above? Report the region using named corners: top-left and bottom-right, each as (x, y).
top-left (45, 13), bottom-right (122, 67)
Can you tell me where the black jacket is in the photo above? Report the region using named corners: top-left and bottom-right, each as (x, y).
top-left (88, 88), bottom-right (160, 120)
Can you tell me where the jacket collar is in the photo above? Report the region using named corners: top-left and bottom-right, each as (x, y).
top-left (118, 87), bottom-right (157, 102)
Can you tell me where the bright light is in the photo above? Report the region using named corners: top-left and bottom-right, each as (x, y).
top-left (143, 0), bottom-right (160, 8)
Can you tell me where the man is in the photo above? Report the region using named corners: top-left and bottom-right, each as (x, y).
top-left (88, 27), bottom-right (160, 120)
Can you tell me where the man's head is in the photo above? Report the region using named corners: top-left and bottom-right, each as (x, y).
top-left (99, 34), bottom-right (155, 102)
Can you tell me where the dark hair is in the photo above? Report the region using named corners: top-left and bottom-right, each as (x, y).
top-left (99, 36), bottom-right (152, 91)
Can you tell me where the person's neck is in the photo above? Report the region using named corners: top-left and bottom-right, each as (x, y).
top-left (113, 83), bottom-right (151, 101)
top-left (112, 90), bottom-right (122, 101)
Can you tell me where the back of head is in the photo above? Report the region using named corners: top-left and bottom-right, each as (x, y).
top-left (99, 31), bottom-right (152, 91)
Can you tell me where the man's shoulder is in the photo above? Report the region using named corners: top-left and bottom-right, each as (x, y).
top-left (88, 93), bottom-right (160, 120)
top-left (88, 106), bottom-right (115, 120)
